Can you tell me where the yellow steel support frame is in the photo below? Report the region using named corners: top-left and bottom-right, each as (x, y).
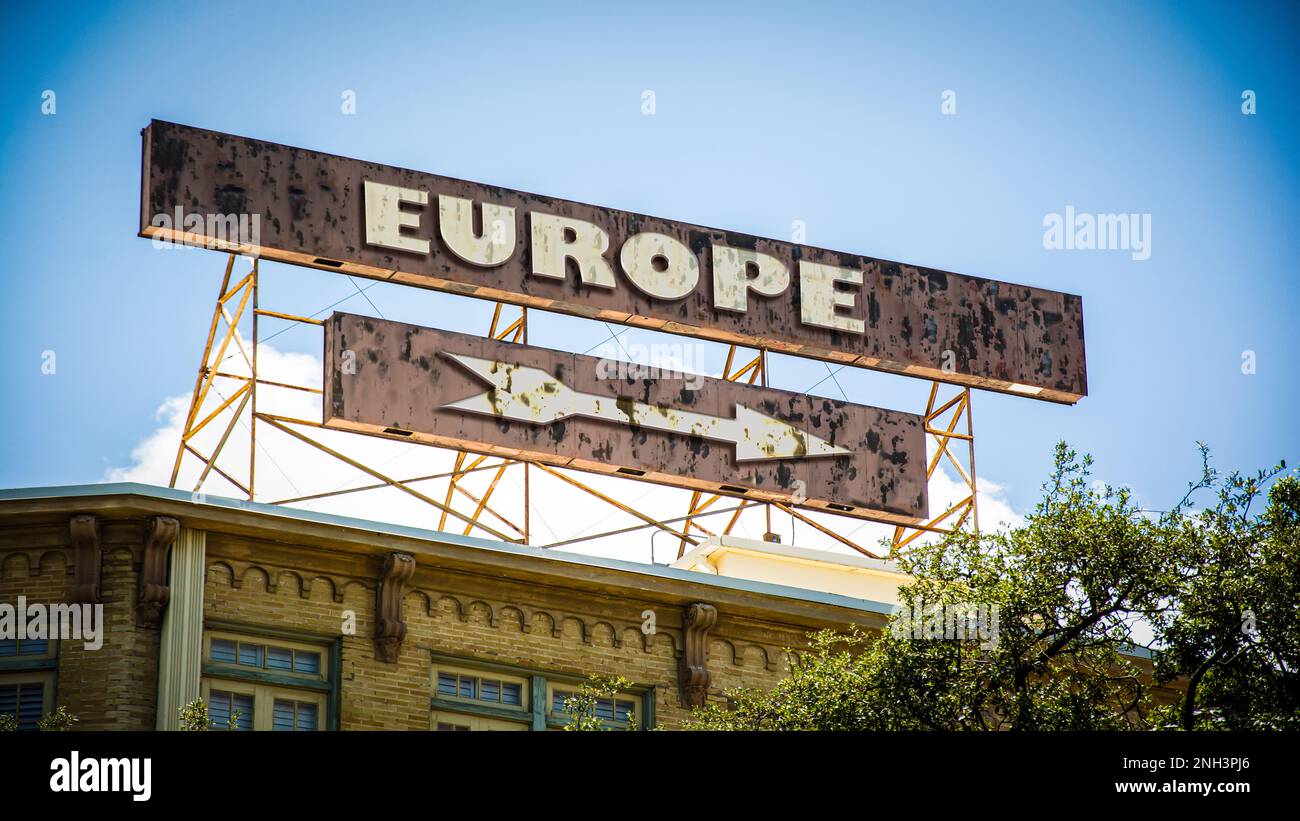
top-left (889, 381), bottom-right (979, 557)
top-left (168, 255), bottom-right (259, 497)
top-left (436, 303), bottom-right (529, 539)
top-left (166, 255), bottom-right (534, 543)
top-left (171, 254), bottom-right (974, 558)
top-left (676, 354), bottom-right (980, 560)
top-left (676, 346), bottom-right (767, 558)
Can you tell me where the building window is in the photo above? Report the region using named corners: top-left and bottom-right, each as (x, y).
top-left (201, 628), bottom-right (332, 731)
top-left (206, 687), bottom-right (254, 731)
top-left (209, 636), bottom-right (322, 678)
top-left (200, 678), bottom-right (326, 731)
top-left (435, 669), bottom-right (524, 706)
top-left (430, 662), bottom-right (530, 731)
top-left (431, 710), bottom-right (528, 732)
top-left (0, 673), bottom-right (53, 731)
top-left (429, 654), bottom-right (653, 731)
top-left (0, 639), bottom-right (57, 731)
top-left (272, 698), bottom-right (318, 731)
top-left (549, 685), bottom-right (639, 728)
top-left (0, 638), bottom-right (53, 659)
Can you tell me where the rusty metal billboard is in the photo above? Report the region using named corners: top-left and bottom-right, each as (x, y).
top-left (322, 313), bottom-right (928, 524)
top-left (140, 120), bottom-right (1087, 404)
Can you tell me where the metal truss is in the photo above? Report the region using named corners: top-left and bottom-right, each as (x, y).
top-left (436, 302), bottom-right (529, 540)
top-left (676, 347), bottom-right (767, 558)
top-left (673, 349), bottom-right (981, 561)
top-left (888, 381), bottom-right (979, 557)
top-left (169, 254), bottom-right (261, 498)
top-left (169, 254), bottom-right (977, 562)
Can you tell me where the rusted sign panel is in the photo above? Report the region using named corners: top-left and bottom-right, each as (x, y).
top-left (323, 313), bottom-right (929, 524)
top-left (140, 120), bottom-right (1087, 404)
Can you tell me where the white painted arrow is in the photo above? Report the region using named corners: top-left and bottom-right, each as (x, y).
top-left (440, 354), bottom-right (850, 462)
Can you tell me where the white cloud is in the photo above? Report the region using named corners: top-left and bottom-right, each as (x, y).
top-left (105, 343), bottom-right (1027, 565)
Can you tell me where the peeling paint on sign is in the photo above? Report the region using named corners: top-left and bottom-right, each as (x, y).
top-left (441, 354), bottom-right (851, 462)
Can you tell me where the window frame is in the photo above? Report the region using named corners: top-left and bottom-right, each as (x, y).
top-left (201, 623), bottom-right (338, 730)
top-left (0, 637), bottom-right (57, 664)
top-left (0, 637), bottom-right (58, 730)
top-left (546, 682), bottom-right (640, 730)
top-left (200, 677), bottom-right (326, 731)
top-left (0, 670), bottom-right (55, 730)
top-left (433, 662), bottom-right (529, 711)
top-left (429, 653), bottom-right (654, 732)
top-left (431, 709), bottom-right (529, 732)
top-left (203, 630), bottom-right (328, 685)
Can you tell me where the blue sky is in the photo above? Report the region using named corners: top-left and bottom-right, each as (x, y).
top-left (1, 0), bottom-right (1297, 529)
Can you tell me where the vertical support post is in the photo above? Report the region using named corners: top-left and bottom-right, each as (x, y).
top-left (530, 675), bottom-right (547, 731)
top-left (967, 386), bottom-right (979, 534)
top-left (249, 257), bottom-right (259, 501)
top-left (760, 350), bottom-right (776, 540)
top-left (155, 527), bottom-right (206, 730)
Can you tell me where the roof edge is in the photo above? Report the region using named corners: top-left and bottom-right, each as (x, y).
top-left (0, 482), bottom-right (899, 618)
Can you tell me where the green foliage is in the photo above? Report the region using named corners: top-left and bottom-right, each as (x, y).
top-left (1150, 446), bottom-right (1299, 730)
top-left (178, 697), bottom-right (243, 730)
top-left (37, 705), bottom-right (79, 731)
top-left (0, 706), bottom-right (79, 731)
top-left (687, 442), bottom-right (1299, 731)
top-left (560, 675), bottom-right (637, 731)
top-left (179, 697), bottom-right (214, 731)
top-left (685, 628), bottom-right (883, 730)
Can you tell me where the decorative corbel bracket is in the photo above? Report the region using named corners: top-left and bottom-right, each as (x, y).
top-left (375, 552), bottom-right (416, 663)
top-left (137, 516), bottom-right (179, 628)
top-left (680, 602), bottom-right (718, 708)
top-left (68, 515), bottom-right (102, 603)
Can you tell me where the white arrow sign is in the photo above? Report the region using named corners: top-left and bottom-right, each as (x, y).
top-left (440, 354), bottom-right (851, 462)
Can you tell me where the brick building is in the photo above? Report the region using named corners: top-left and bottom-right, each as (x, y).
top-left (0, 483), bottom-right (899, 731)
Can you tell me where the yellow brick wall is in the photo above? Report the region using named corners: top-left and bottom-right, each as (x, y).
top-left (0, 529), bottom-right (160, 730)
top-left (58, 548), bottom-right (160, 729)
top-left (1, 520), bottom-right (830, 731)
top-left (203, 542), bottom-right (812, 730)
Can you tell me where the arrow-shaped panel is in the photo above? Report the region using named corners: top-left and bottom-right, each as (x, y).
top-left (441, 354), bottom-right (850, 462)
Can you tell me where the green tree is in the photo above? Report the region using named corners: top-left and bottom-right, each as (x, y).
top-left (686, 627), bottom-right (884, 730)
top-left (688, 443), bottom-right (1299, 731)
top-left (1151, 449), bottom-right (1299, 730)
